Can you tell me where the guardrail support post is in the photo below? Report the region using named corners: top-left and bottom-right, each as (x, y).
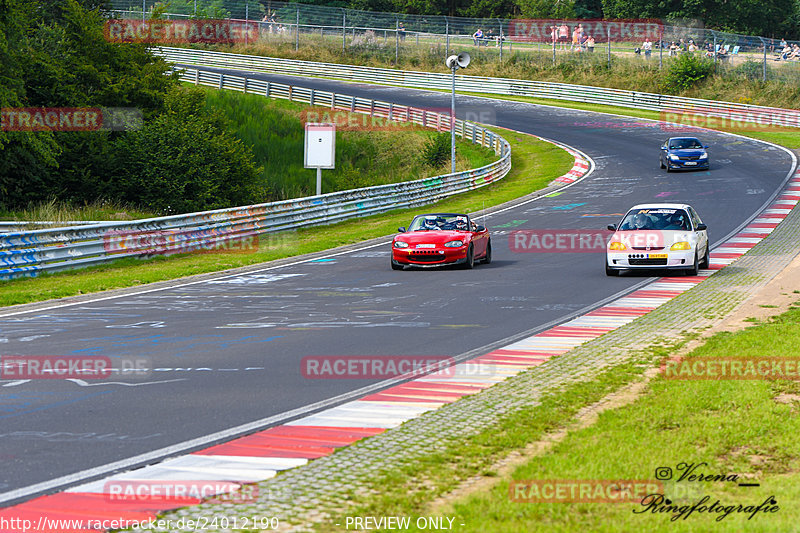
top-left (194, 69), bottom-right (199, 85)
top-left (219, 73), bottom-right (224, 90)
top-left (310, 88), bottom-right (315, 106)
top-left (288, 86), bottom-right (292, 101)
top-left (370, 100), bottom-right (374, 116)
top-left (295, 6), bottom-right (299, 51)
top-left (243, 78), bottom-right (248, 93)
top-left (388, 103), bottom-right (393, 121)
top-left (331, 93), bottom-right (336, 109)
top-left (351, 96), bottom-right (356, 112)
top-left (342, 11), bottom-right (346, 52)
top-left (266, 81), bottom-right (271, 97)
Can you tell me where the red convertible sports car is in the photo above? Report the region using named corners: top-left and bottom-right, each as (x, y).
top-left (391, 213), bottom-right (491, 270)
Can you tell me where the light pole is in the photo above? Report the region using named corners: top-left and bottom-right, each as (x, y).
top-left (445, 52), bottom-right (470, 174)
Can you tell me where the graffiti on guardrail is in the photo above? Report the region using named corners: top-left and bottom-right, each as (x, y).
top-left (103, 229), bottom-right (259, 255)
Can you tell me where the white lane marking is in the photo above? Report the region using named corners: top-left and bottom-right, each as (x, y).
top-left (64, 378), bottom-right (187, 387)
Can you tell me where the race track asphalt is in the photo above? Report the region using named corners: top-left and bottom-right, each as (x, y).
top-left (0, 69), bottom-right (793, 503)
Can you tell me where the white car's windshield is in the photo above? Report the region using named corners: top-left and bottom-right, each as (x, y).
top-left (618, 208), bottom-right (691, 231)
top-left (409, 214), bottom-right (471, 231)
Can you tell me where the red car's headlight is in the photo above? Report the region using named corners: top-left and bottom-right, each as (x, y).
top-left (444, 240), bottom-right (464, 248)
top-left (394, 241), bottom-right (409, 248)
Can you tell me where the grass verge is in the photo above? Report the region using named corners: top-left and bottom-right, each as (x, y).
top-left (201, 87), bottom-right (497, 200)
top-left (0, 126), bottom-right (572, 307)
top-left (459, 91), bottom-right (800, 149)
top-left (421, 305), bottom-right (800, 532)
top-left (311, 304), bottom-right (800, 532)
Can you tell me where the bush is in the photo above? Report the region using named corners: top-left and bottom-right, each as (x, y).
top-left (422, 132), bottom-right (451, 167)
top-left (731, 60), bottom-right (765, 81)
top-left (662, 54), bottom-right (715, 93)
top-left (112, 87), bottom-right (263, 215)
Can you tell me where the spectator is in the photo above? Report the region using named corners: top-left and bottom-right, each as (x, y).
top-left (780, 37), bottom-right (788, 52)
top-left (669, 41), bottom-right (679, 56)
top-left (398, 22), bottom-right (406, 41)
top-left (642, 39), bottom-right (652, 58)
top-left (586, 35), bottom-right (595, 53)
top-left (688, 40), bottom-right (698, 53)
top-left (558, 23), bottom-right (569, 49)
top-left (572, 27), bottom-right (580, 51)
top-left (473, 28), bottom-right (483, 46)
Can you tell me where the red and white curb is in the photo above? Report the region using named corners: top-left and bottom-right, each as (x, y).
top-left (1, 176), bottom-right (796, 532)
top-left (553, 147), bottom-right (590, 184)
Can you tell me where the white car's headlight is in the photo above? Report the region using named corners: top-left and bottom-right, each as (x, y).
top-left (670, 241), bottom-right (692, 251)
top-left (394, 241), bottom-right (409, 248)
top-left (444, 240), bottom-right (464, 247)
top-left (699, 153), bottom-right (708, 159)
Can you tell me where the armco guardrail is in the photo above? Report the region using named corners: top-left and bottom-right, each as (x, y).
top-left (155, 46), bottom-right (800, 127)
top-left (0, 69), bottom-right (510, 281)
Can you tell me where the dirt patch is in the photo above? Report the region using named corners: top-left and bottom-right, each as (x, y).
top-left (426, 366), bottom-right (660, 514)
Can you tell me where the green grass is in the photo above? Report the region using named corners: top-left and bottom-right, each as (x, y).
top-left (459, 91), bottom-right (800, 149)
top-left (0, 125), bottom-right (572, 307)
top-left (211, 36), bottom-right (800, 109)
top-left (431, 307), bottom-right (800, 532)
top-left (0, 198), bottom-right (155, 225)
top-left (310, 306), bottom-right (800, 532)
top-left (202, 88), bottom-right (496, 200)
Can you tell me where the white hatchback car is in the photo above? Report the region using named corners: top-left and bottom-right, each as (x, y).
top-left (605, 203), bottom-right (709, 276)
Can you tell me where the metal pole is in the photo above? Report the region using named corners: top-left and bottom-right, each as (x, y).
top-left (713, 34), bottom-right (717, 68)
top-left (342, 11), bottom-right (346, 52)
top-left (395, 19), bottom-right (399, 64)
top-left (445, 18), bottom-right (449, 56)
top-left (762, 37), bottom-right (767, 81)
top-left (193, 0), bottom-right (196, 16)
top-left (295, 6), bottom-right (299, 51)
top-left (659, 37), bottom-right (663, 68)
top-left (316, 167), bottom-right (322, 196)
top-left (499, 22), bottom-right (503, 61)
top-left (245, 3), bottom-right (249, 45)
top-left (142, 0), bottom-right (145, 22)
top-left (552, 25), bottom-right (556, 65)
top-left (451, 65), bottom-right (456, 175)
top-left (607, 26), bottom-right (611, 68)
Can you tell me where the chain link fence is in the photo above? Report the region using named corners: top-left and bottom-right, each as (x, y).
top-left (108, 0), bottom-right (800, 84)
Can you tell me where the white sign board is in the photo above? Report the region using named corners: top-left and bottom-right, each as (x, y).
top-left (304, 123), bottom-right (336, 169)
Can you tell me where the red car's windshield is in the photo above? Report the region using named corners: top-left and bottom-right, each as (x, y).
top-left (409, 214), bottom-right (470, 231)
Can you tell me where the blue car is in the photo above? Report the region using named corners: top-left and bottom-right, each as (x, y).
top-left (659, 137), bottom-right (710, 172)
